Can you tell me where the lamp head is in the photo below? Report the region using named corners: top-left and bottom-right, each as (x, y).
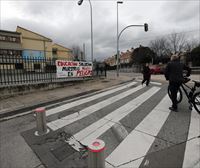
top-left (78, 0), bottom-right (84, 5)
top-left (117, 1), bottom-right (123, 4)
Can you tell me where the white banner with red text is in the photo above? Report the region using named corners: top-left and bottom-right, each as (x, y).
top-left (56, 60), bottom-right (93, 78)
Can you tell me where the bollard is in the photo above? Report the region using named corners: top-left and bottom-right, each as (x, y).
top-left (34, 107), bottom-right (49, 136)
top-left (88, 139), bottom-right (105, 168)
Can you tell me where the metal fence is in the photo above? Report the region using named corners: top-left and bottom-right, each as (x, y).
top-left (0, 56), bottom-right (106, 87)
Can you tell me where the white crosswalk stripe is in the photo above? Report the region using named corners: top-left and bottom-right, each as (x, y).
top-left (106, 95), bottom-right (171, 167)
top-left (182, 110), bottom-right (200, 168)
top-left (47, 84), bottom-right (143, 130)
top-left (46, 81), bottom-right (137, 116)
top-left (43, 81), bottom-right (200, 168)
top-left (75, 87), bottom-right (160, 146)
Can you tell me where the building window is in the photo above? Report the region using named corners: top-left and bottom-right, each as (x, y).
top-left (16, 37), bottom-right (20, 43)
top-left (0, 35), bottom-right (6, 41)
top-left (52, 49), bottom-right (57, 55)
top-left (0, 49), bottom-right (22, 57)
top-left (7, 36), bottom-right (17, 42)
top-left (0, 35), bottom-right (20, 43)
top-left (0, 50), bottom-right (5, 55)
top-left (8, 50), bottom-right (13, 55)
top-left (2, 50), bottom-right (8, 55)
top-left (11, 37), bottom-right (16, 42)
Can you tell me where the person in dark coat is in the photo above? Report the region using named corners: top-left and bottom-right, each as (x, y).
top-left (96, 64), bottom-right (99, 76)
top-left (141, 63), bottom-right (151, 86)
top-left (165, 54), bottom-right (191, 112)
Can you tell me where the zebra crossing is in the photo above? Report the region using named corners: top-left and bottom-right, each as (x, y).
top-left (26, 80), bottom-right (200, 168)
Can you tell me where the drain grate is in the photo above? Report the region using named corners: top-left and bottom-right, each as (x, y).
top-left (51, 143), bottom-right (76, 161)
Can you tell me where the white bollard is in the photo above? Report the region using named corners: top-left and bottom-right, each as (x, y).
top-left (88, 139), bottom-right (105, 168)
top-left (34, 107), bottom-right (49, 136)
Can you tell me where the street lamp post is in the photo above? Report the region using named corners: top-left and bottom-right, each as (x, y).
top-left (116, 23), bottom-right (148, 77)
top-left (116, 1), bottom-right (123, 77)
top-left (78, 0), bottom-right (94, 63)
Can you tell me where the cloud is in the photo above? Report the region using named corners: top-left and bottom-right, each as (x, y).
top-left (162, 1), bottom-right (199, 23)
top-left (1, 0), bottom-right (199, 61)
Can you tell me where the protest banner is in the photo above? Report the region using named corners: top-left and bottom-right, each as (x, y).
top-left (56, 60), bottom-right (93, 78)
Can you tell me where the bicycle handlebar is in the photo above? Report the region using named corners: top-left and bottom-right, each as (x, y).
top-left (183, 77), bottom-right (190, 84)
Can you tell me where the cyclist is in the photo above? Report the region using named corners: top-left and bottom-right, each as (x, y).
top-left (164, 54), bottom-right (191, 112)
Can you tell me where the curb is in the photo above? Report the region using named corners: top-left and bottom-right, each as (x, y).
top-left (0, 89), bottom-right (99, 120)
top-left (0, 79), bottom-right (134, 121)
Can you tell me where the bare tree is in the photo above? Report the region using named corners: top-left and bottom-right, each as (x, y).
top-left (168, 33), bottom-right (186, 54)
top-left (184, 39), bottom-right (199, 52)
top-left (150, 37), bottom-right (171, 57)
top-left (184, 39), bottom-right (199, 64)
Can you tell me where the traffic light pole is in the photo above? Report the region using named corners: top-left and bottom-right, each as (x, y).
top-left (116, 23), bottom-right (148, 77)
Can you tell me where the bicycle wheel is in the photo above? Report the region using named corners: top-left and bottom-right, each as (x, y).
top-left (193, 92), bottom-right (200, 114)
top-left (167, 86), bottom-right (183, 104)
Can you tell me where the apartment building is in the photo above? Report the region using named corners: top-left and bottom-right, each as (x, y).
top-left (104, 48), bottom-right (133, 67)
top-left (104, 55), bottom-right (116, 67)
top-left (1, 26), bottom-right (75, 72)
top-left (0, 30), bottom-right (23, 70)
top-left (120, 49), bottom-right (133, 65)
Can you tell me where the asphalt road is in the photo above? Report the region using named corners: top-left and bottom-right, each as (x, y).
top-left (0, 79), bottom-right (200, 168)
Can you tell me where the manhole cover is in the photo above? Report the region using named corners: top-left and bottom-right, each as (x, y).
top-left (51, 143), bottom-right (76, 161)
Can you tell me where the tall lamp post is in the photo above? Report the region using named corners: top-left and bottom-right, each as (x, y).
top-left (116, 1), bottom-right (123, 77)
top-left (116, 23), bottom-right (148, 77)
top-left (78, 0), bottom-right (94, 63)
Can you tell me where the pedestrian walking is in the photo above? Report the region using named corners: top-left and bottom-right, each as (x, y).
top-left (164, 54), bottom-right (191, 112)
top-left (104, 63), bottom-right (107, 77)
top-left (100, 66), bottom-right (103, 75)
top-left (96, 64), bottom-right (99, 76)
top-left (141, 63), bottom-right (151, 86)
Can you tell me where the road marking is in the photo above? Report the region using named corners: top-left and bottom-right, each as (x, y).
top-left (136, 79), bottom-right (162, 86)
top-left (135, 96), bottom-right (171, 136)
top-left (46, 81), bottom-right (137, 116)
top-left (47, 84), bottom-right (144, 130)
top-left (106, 94), bottom-right (171, 167)
top-left (117, 158), bottom-right (144, 168)
top-left (74, 87), bottom-right (160, 145)
top-left (182, 110), bottom-right (200, 168)
top-left (107, 131), bottom-right (155, 167)
top-left (186, 110), bottom-right (200, 140)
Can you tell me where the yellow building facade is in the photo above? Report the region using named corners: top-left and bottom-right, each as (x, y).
top-left (52, 43), bottom-right (73, 60)
top-left (16, 26), bottom-right (52, 59)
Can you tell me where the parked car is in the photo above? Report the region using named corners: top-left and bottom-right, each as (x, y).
top-left (150, 65), bottom-right (162, 74)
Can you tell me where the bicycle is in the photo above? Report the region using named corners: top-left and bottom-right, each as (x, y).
top-left (168, 78), bottom-right (200, 114)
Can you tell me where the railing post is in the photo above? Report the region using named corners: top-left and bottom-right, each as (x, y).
top-left (88, 139), bottom-right (105, 168)
top-left (34, 107), bottom-right (49, 136)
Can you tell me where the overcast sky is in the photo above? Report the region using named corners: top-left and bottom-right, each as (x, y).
top-left (1, 0), bottom-right (199, 61)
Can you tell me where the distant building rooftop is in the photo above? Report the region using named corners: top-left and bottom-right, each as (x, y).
top-left (0, 29), bottom-right (21, 35)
